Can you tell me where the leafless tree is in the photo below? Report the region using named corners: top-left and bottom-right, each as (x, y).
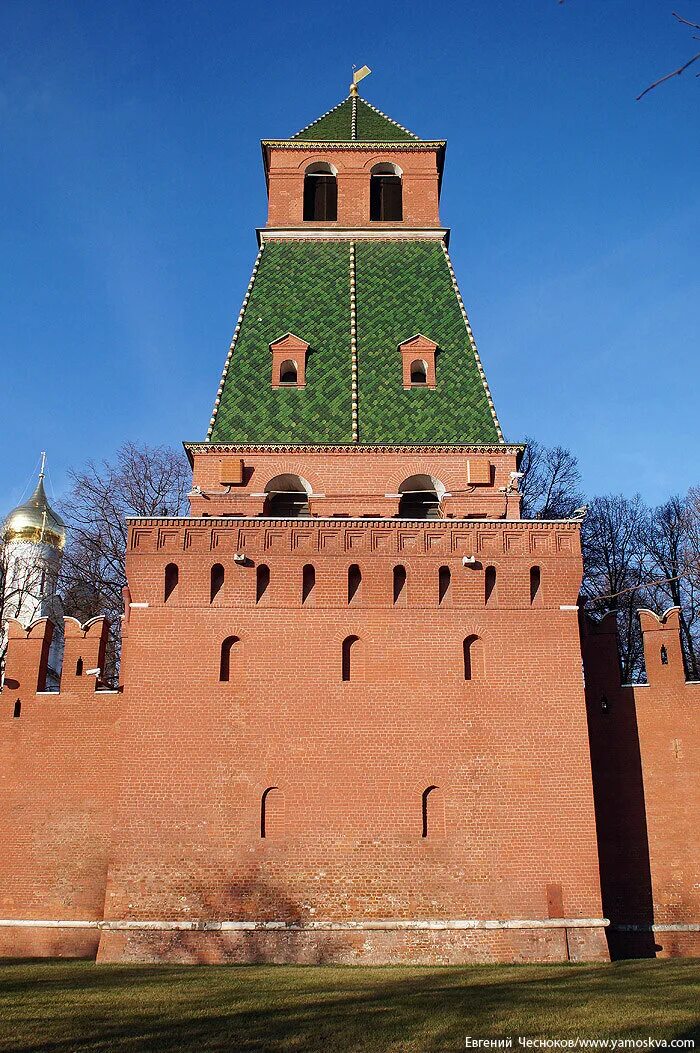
top-left (581, 494), bottom-right (650, 682)
top-left (58, 443), bottom-right (190, 683)
top-left (642, 494), bottom-right (700, 677)
top-left (519, 436), bottom-right (583, 520)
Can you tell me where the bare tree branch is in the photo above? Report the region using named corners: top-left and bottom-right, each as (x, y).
top-left (637, 49), bottom-right (700, 100)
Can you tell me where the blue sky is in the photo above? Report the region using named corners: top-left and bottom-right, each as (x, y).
top-left (2, 0), bottom-right (699, 513)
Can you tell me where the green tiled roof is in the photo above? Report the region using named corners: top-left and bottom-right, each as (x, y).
top-left (210, 242), bottom-right (353, 443)
top-left (208, 239), bottom-right (501, 445)
top-left (355, 242), bottom-right (499, 443)
top-left (291, 95), bottom-right (420, 142)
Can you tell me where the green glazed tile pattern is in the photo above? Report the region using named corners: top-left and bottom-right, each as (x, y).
top-left (293, 98), bottom-right (354, 141)
top-left (355, 99), bottom-right (418, 142)
top-left (354, 241), bottom-right (500, 444)
top-left (210, 241), bottom-right (353, 443)
top-left (292, 96), bottom-right (419, 142)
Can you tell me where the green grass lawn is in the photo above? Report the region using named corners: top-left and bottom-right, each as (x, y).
top-left (0, 958), bottom-right (698, 1053)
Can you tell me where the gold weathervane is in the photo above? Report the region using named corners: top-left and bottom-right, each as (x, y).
top-left (349, 65), bottom-right (371, 96)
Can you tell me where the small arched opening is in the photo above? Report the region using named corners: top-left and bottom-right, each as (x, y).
top-left (219, 636), bottom-right (240, 683)
top-left (421, 785), bottom-right (445, 838)
top-left (398, 474), bottom-right (444, 519)
top-left (210, 563), bottom-right (225, 603)
top-left (75, 657), bottom-right (84, 677)
top-left (530, 566), bottom-right (542, 607)
top-left (164, 563), bottom-right (179, 602)
top-left (370, 162), bottom-right (403, 221)
top-left (463, 635), bottom-right (484, 681)
top-left (410, 359), bottom-right (428, 385)
top-left (302, 564), bottom-right (316, 605)
top-left (348, 564), bottom-right (362, 605)
top-left (485, 566), bottom-right (497, 607)
top-left (265, 474), bottom-right (311, 517)
top-left (342, 634), bottom-right (363, 682)
top-left (393, 565), bottom-right (407, 606)
top-left (438, 566), bottom-right (451, 606)
top-left (261, 786), bottom-right (286, 839)
top-left (279, 360), bottom-right (298, 385)
top-left (256, 564), bottom-right (270, 603)
top-left (303, 162), bottom-right (338, 221)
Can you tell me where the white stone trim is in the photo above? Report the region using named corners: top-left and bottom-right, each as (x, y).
top-left (560, 605), bottom-right (579, 611)
top-left (259, 227), bottom-right (449, 243)
top-left (0, 917), bottom-right (608, 932)
top-left (129, 602), bottom-right (149, 609)
top-left (349, 240), bottom-right (358, 441)
top-left (262, 140), bottom-right (445, 151)
top-left (207, 244), bottom-right (265, 441)
top-left (441, 241), bottom-right (504, 444)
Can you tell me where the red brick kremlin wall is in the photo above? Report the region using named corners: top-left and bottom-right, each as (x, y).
top-left (583, 607), bottom-right (700, 959)
top-left (1, 512), bottom-right (697, 962)
top-left (95, 509), bottom-right (610, 963)
top-left (0, 617), bottom-right (120, 958)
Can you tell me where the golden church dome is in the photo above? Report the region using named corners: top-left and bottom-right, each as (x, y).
top-left (2, 476), bottom-right (66, 551)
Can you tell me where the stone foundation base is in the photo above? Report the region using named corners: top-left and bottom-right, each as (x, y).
top-left (0, 919), bottom-right (611, 964)
top-left (96, 923), bottom-right (610, 965)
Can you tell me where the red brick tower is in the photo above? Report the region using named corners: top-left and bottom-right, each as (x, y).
top-left (0, 85), bottom-right (610, 964)
top-left (95, 86), bottom-right (608, 964)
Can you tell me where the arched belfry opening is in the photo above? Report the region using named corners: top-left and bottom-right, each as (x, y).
top-left (398, 475), bottom-right (444, 519)
top-left (264, 475), bottom-right (311, 517)
top-left (370, 162), bottom-right (403, 221)
top-left (303, 162), bottom-right (338, 221)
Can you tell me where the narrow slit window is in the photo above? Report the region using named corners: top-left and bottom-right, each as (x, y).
top-left (393, 565), bottom-right (407, 605)
top-left (261, 787), bottom-right (285, 839)
top-left (210, 563), bottom-right (225, 603)
top-left (530, 566), bottom-right (542, 607)
top-left (348, 564), bottom-right (362, 605)
top-left (164, 563), bottom-right (179, 603)
top-left (485, 566), bottom-right (497, 607)
top-left (256, 564), bottom-right (270, 604)
top-left (75, 657), bottom-right (84, 677)
top-left (13, 701), bottom-right (21, 719)
top-left (302, 564), bottom-right (316, 605)
top-left (463, 635), bottom-right (483, 681)
top-left (438, 566), bottom-right (451, 606)
top-left (660, 645), bottom-right (668, 666)
top-left (219, 636), bottom-right (240, 682)
top-left (342, 635), bottom-right (362, 682)
top-left (421, 785), bottom-right (444, 838)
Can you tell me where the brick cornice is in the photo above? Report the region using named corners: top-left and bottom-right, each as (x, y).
top-left (185, 442), bottom-right (524, 456)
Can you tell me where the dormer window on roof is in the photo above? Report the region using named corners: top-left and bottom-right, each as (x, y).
top-left (270, 333), bottom-right (309, 388)
top-left (399, 335), bottom-right (438, 389)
